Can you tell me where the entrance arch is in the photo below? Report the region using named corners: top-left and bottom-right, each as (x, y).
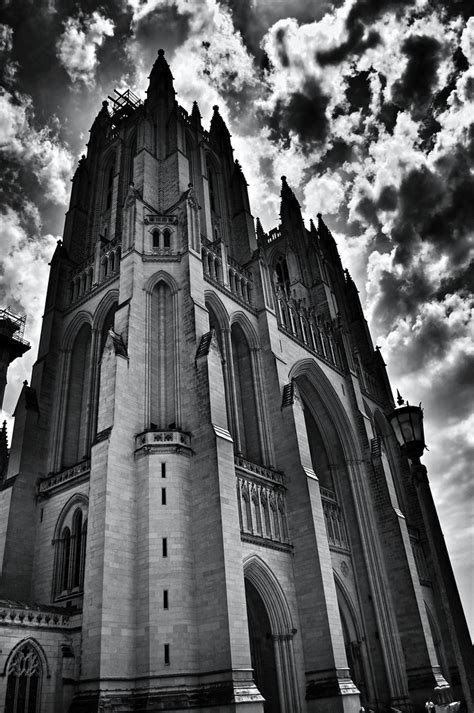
top-left (246, 579), bottom-right (281, 713)
top-left (244, 556), bottom-right (301, 713)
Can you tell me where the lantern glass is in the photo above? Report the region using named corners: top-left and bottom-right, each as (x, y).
top-left (388, 404), bottom-right (425, 460)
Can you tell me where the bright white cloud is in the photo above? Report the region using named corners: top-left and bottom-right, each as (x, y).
top-left (0, 207), bottom-right (58, 415)
top-left (0, 88), bottom-right (73, 204)
top-left (56, 11), bottom-right (114, 88)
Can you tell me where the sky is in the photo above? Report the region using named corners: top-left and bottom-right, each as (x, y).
top-left (0, 0), bottom-right (473, 636)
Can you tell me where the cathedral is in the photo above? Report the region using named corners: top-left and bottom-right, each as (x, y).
top-left (0, 50), bottom-right (472, 713)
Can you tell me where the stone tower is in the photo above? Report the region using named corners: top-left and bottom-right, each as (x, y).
top-left (0, 51), bottom-right (472, 713)
top-left (0, 308), bottom-right (30, 410)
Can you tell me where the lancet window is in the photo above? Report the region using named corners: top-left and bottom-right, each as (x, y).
top-left (231, 323), bottom-right (261, 464)
top-left (53, 500), bottom-right (88, 599)
top-left (5, 642), bottom-right (43, 713)
top-left (149, 280), bottom-right (177, 429)
top-left (62, 323), bottom-right (92, 468)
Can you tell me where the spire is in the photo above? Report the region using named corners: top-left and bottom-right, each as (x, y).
top-left (0, 420), bottom-right (8, 480)
top-left (256, 217), bottom-right (265, 242)
top-left (309, 218), bottom-right (317, 236)
top-left (147, 48), bottom-right (176, 107)
top-left (279, 175), bottom-right (302, 224)
top-left (209, 105), bottom-right (233, 156)
top-left (89, 100), bottom-right (111, 145)
top-left (191, 100), bottom-right (202, 128)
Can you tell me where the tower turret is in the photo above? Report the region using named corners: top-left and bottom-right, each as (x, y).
top-left (0, 308), bottom-right (30, 410)
top-left (146, 48), bottom-right (176, 109)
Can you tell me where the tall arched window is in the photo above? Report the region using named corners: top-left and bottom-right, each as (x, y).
top-left (231, 323), bottom-right (261, 464)
top-left (275, 255), bottom-right (290, 294)
top-left (302, 402), bottom-right (334, 491)
top-left (163, 229), bottom-right (171, 249)
top-left (5, 641), bottom-right (43, 713)
top-left (149, 280), bottom-right (177, 429)
top-left (63, 323), bottom-right (92, 468)
top-left (105, 163), bottom-right (114, 211)
top-left (53, 501), bottom-right (88, 599)
top-left (152, 229), bottom-right (160, 249)
top-left (207, 161), bottom-right (217, 213)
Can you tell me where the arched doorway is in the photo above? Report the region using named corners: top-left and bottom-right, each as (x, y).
top-left (245, 579), bottom-right (281, 713)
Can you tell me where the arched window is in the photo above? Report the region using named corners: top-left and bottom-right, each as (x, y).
top-left (163, 229), bottom-right (171, 249)
top-left (275, 255), bottom-right (290, 294)
top-left (207, 161), bottom-right (217, 213)
top-left (62, 323), bottom-right (92, 468)
top-left (128, 134), bottom-right (137, 184)
top-left (152, 229), bottom-right (160, 249)
top-left (231, 323), bottom-right (261, 464)
top-left (5, 641), bottom-right (42, 713)
top-left (105, 163), bottom-right (114, 211)
top-left (53, 502), bottom-right (88, 599)
top-left (149, 280), bottom-right (177, 429)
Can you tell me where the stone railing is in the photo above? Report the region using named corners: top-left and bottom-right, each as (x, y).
top-left (69, 240), bottom-right (121, 306)
top-left (38, 459), bottom-right (91, 495)
top-left (201, 240), bottom-right (253, 308)
top-left (320, 488), bottom-right (350, 551)
top-left (234, 456), bottom-right (284, 485)
top-left (275, 289), bottom-right (343, 370)
top-left (0, 603), bottom-right (71, 628)
top-left (134, 429), bottom-right (192, 456)
top-left (235, 457), bottom-right (289, 547)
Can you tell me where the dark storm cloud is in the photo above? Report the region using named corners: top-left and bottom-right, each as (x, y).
top-left (346, 70), bottom-right (372, 112)
top-left (392, 35), bottom-right (442, 117)
top-left (223, 0), bottom-right (333, 66)
top-left (316, 0), bottom-right (417, 66)
top-left (267, 78), bottom-right (329, 149)
top-left (131, 4), bottom-right (192, 66)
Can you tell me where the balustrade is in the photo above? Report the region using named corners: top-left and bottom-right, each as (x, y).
top-left (275, 288), bottom-right (342, 370)
top-left (69, 240), bottom-right (121, 306)
top-left (235, 457), bottom-right (289, 546)
top-left (201, 242), bottom-right (253, 308)
top-left (39, 459), bottom-right (91, 495)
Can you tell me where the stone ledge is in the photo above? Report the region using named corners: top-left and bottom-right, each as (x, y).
top-left (134, 429), bottom-right (193, 457)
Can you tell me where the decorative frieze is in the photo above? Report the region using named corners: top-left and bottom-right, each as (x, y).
top-left (38, 459), bottom-right (91, 496)
top-left (235, 457), bottom-right (290, 547)
top-left (275, 287), bottom-right (343, 371)
top-left (0, 602), bottom-right (71, 628)
top-left (134, 429), bottom-right (192, 457)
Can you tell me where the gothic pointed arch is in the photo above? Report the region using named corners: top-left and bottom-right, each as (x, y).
top-left (289, 358), bottom-right (362, 465)
top-left (334, 572), bottom-right (371, 704)
top-left (243, 555), bottom-right (301, 713)
top-left (62, 320), bottom-right (93, 467)
top-left (230, 319), bottom-right (261, 463)
top-left (145, 271), bottom-right (180, 429)
top-left (229, 311), bottom-right (259, 350)
top-left (243, 555), bottom-right (293, 634)
top-left (52, 493), bottom-right (88, 600)
top-left (144, 269), bottom-right (179, 296)
top-left (62, 311), bottom-right (93, 351)
top-left (4, 638), bottom-right (48, 713)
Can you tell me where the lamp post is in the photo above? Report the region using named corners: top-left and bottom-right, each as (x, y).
top-left (388, 392), bottom-right (473, 712)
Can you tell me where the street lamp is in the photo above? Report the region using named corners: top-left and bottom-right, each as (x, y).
top-left (387, 390), bottom-right (426, 465)
top-left (388, 391), bottom-right (472, 711)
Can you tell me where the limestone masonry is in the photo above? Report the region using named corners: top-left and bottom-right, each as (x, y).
top-left (0, 50), bottom-right (472, 713)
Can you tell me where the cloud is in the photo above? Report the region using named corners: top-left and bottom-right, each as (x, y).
top-left (56, 11), bottom-right (114, 88)
top-left (0, 206), bottom-right (58, 415)
top-left (0, 87), bottom-right (74, 205)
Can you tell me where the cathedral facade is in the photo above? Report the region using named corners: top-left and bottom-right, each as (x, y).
top-left (0, 51), bottom-right (472, 713)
